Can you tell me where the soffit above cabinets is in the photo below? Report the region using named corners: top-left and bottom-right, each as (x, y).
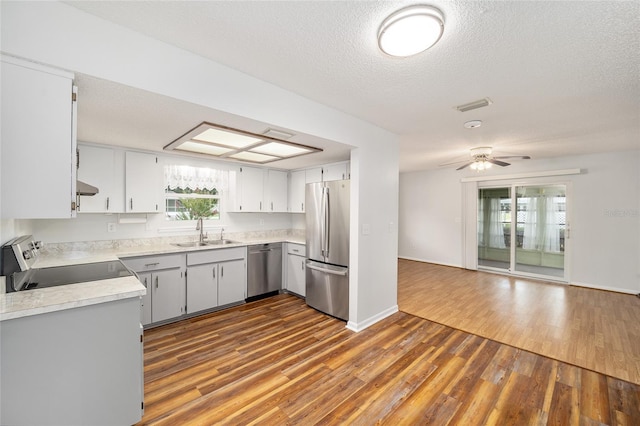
top-left (163, 122), bottom-right (322, 164)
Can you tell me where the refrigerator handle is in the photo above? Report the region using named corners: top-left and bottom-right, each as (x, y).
top-left (320, 186), bottom-right (326, 257)
top-left (324, 186), bottom-right (330, 258)
top-left (306, 262), bottom-right (348, 276)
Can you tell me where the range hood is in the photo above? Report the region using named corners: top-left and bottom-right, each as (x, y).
top-left (76, 180), bottom-right (99, 196)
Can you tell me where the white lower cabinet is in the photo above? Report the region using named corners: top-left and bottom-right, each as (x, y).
top-left (151, 268), bottom-right (187, 323)
top-left (123, 247), bottom-right (247, 325)
top-left (186, 263), bottom-right (218, 314)
top-left (136, 272), bottom-right (153, 325)
top-left (218, 259), bottom-right (246, 305)
top-left (286, 243), bottom-right (306, 297)
top-left (186, 247), bottom-right (247, 314)
top-left (121, 253), bottom-right (186, 325)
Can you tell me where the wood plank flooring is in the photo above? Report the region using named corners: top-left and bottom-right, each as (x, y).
top-left (137, 294), bottom-right (640, 425)
top-left (398, 259), bottom-right (640, 385)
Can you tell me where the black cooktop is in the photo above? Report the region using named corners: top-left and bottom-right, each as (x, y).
top-left (15, 260), bottom-right (133, 292)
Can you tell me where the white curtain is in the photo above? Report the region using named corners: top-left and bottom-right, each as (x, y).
top-left (544, 197), bottom-right (562, 252)
top-left (488, 198), bottom-right (506, 248)
top-left (522, 197), bottom-right (538, 249)
top-left (477, 197), bottom-right (485, 246)
top-left (165, 165), bottom-right (228, 191)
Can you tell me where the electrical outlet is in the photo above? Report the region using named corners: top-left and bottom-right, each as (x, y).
top-left (107, 223), bottom-right (116, 233)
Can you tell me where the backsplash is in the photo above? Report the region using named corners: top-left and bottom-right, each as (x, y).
top-left (41, 228), bottom-right (305, 255)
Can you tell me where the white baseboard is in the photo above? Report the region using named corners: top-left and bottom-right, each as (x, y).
top-left (346, 304), bottom-right (399, 333)
top-left (397, 256), bottom-right (463, 269)
top-left (399, 257), bottom-right (639, 295)
top-left (570, 281), bottom-right (639, 295)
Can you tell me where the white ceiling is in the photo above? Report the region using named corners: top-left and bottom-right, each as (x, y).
top-left (66, 0), bottom-right (640, 172)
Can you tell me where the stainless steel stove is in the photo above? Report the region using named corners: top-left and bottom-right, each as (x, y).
top-left (1, 235), bottom-right (133, 292)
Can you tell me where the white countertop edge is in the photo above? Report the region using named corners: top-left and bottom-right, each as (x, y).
top-left (0, 277), bottom-right (145, 321)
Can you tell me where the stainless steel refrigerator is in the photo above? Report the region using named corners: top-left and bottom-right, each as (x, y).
top-left (305, 179), bottom-right (350, 321)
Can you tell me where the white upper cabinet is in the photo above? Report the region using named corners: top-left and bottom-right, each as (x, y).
top-left (231, 166), bottom-right (288, 213)
top-left (1, 55), bottom-right (77, 218)
top-left (265, 170), bottom-right (288, 212)
top-left (125, 151), bottom-right (163, 213)
top-left (322, 162), bottom-right (350, 181)
top-left (234, 166), bottom-right (264, 212)
top-left (305, 167), bottom-right (323, 184)
top-left (77, 144), bottom-right (124, 213)
top-left (288, 170), bottom-right (306, 213)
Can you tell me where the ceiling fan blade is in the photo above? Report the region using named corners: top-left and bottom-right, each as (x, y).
top-left (439, 158), bottom-right (469, 167)
top-left (489, 159), bottom-right (510, 167)
top-left (456, 162), bottom-right (474, 170)
top-left (493, 155), bottom-right (531, 160)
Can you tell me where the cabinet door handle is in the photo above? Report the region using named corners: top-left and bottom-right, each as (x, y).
top-left (260, 201), bottom-right (262, 211)
top-left (155, 276), bottom-right (158, 289)
top-left (130, 198), bottom-right (133, 210)
top-left (106, 197), bottom-right (110, 211)
top-left (221, 266), bottom-right (224, 277)
top-left (271, 202), bottom-right (273, 211)
top-left (144, 262), bottom-right (160, 267)
top-left (213, 268), bottom-right (216, 279)
top-left (301, 261), bottom-right (304, 271)
top-left (301, 202), bottom-right (304, 211)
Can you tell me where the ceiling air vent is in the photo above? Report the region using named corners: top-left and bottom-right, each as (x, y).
top-left (455, 98), bottom-right (492, 112)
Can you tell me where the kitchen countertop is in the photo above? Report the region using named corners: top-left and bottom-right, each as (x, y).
top-left (0, 235), bottom-right (305, 321)
top-left (33, 235), bottom-right (305, 268)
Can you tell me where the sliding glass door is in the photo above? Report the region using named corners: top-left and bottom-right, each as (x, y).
top-left (478, 184), bottom-right (567, 281)
top-left (478, 187), bottom-right (511, 270)
top-left (514, 185), bottom-right (566, 278)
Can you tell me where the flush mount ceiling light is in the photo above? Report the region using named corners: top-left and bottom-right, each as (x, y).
top-left (378, 5), bottom-right (445, 57)
top-left (164, 122), bottom-right (322, 164)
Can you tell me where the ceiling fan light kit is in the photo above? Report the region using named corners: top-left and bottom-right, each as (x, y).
top-left (378, 5), bottom-right (445, 57)
top-left (442, 146), bottom-right (531, 171)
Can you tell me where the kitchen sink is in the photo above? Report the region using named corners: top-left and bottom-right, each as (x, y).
top-left (171, 240), bottom-right (239, 248)
top-left (172, 242), bottom-right (209, 247)
top-left (205, 239), bottom-right (239, 245)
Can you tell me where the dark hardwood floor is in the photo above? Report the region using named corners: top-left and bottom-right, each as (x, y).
top-left (137, 294), bottom-right (640, 425)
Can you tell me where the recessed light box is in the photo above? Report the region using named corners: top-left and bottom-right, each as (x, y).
top-left (164, 122), bottom-right (322, 164)
top-left (228, 151), bottom-right (279, 163)
top-left (193, 128), bottom-right (262, 149)
top-left (251, 142), bottom-right (312, 157)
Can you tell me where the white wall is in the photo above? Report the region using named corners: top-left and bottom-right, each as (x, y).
top-left (399, 150), bottom-right (640, 294)
top-left (1, 1), bottom-right (399, 329)
top-left (398, 168), bottom-right (463, 267)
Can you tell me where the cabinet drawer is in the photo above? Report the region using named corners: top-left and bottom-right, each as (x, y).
top-left (121, 253), bottom-right (185, 272)
top-left (287, 243), bottom-right (306, 256)
top-left (187, 247), bottom-right (247, 266)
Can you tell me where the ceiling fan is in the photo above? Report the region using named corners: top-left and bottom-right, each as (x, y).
top-left (441, 147), bottom-right (531, 171)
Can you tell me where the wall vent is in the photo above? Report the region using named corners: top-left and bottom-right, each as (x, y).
top-left (455, 98), bottom-right (492, 112)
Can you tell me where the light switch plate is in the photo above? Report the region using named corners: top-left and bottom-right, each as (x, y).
top-left (107, 223), bottom-right (116, 233)
top-left (362, 223), bottom-right (371, 235)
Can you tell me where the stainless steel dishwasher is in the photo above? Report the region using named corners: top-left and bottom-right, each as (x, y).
top-left (247, 243), bottom-right (282, 300)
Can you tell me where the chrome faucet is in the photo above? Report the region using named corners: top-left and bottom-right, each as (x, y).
top-left (220, 227), bottom-right (225, 241)
top-left (196, 218), bottom-right (208, 243)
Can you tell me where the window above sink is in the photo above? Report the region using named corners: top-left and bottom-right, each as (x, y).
top-left (165, 164), bottom-right (225, 221)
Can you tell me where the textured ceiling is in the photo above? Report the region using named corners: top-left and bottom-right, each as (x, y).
top-left (66, 0), bottom-right (640, 171)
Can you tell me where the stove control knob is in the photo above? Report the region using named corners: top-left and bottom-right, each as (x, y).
top-left (34, 241), bottom-right (43, 250)
top-left (23, 250), bottom-right (33, 260)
